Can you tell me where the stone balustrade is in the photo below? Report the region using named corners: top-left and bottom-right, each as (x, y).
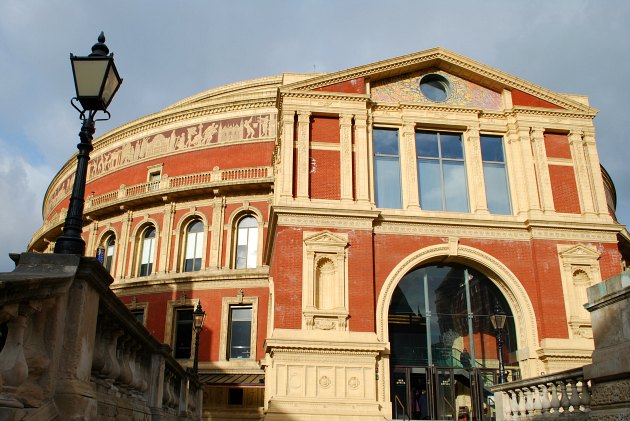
top-left (0, 253), bottom-right (202, 420)
top-left (493, 368), bottom-right (591, 421)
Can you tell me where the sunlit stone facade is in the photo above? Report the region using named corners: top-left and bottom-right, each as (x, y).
top-left (30, 48), bottom-right (626, 420)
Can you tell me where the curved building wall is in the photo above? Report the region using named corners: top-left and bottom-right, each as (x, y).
top-left (31, 48), bottom-right (626, 421)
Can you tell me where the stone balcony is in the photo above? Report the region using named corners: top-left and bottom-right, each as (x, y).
top-left (0, 253), bottom-right (202, 420)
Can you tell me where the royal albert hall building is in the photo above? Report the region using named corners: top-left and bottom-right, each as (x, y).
top-left (30, 48), bottom-right (627, 420)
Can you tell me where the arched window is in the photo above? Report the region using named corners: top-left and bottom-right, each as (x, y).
top-left (184, 220), bottom-right (204, 272)
top-left (103, 235), bottom-right (116, 273)
top-left (236, 216), bottom-right (258, 269)
top-left (138, 226), bottom-right (156, 276)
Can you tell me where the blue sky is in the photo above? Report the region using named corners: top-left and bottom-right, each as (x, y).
top-left (1, 0), bottom-right (629, 271)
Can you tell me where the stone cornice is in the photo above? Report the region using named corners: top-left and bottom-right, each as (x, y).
top-left (281, 48), bottom-right (594, 114)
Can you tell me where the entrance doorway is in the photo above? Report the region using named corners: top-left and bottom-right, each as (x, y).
top-left (388, 264), bottom-right (519, 420)
top-left (391, 365), bottom-right (499, 421)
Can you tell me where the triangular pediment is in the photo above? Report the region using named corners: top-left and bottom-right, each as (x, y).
top-left (281, 48), bottom-right (595, 114)
top-left (303, 231), bottom-right (348, 247)
top-left (559, 244), bottom-right (600, 258)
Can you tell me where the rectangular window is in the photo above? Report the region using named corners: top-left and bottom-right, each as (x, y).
top-left (416, 131), bottom-right (469, 212)
top-left (480, 135), bottom-right (511, 214)
top-left (174, 307), bottom-right (193, 359)
top-left (149, 171), bottom-right (161, 191)
top-left (130, 308), bottom-right (145, 324)
top-left (228, 306), bottom-right (252, 359)
top-left (373, 128), bottom-right (402, 208)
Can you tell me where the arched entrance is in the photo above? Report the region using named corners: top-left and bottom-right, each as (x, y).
top-left (375, 244), bottom-right (539, 421)
top-left (389, 264), bottom-right (517, 420)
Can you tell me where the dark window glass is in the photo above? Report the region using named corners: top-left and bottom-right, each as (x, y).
top-left (374, 128), bottom-right (402, 208)
top-left (0, 322), bottom-right (7, 352)
top-left (229, 306), bottom-right (252, 359)
top-left (174, 308), bottom-right (193, 359)
top-left (228, 388), bottom-right (244, 405)
top-left (130, 309), bottom-right (144, 324)
top-left (420, 74), bottom-right (450, 102)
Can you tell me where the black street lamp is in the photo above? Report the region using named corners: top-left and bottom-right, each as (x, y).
top-left (192, 302), bottom-right (206, 375)
top-left (54, 32), bottom-right (122, 255)
top-left (489, 302), bottom-right (507, 383)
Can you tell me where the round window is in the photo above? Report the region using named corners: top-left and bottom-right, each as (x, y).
top-left (419, 74), bottom-right (450, 102)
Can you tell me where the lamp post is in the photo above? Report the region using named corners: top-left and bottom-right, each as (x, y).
top-left (54, 32), bottom-right (122, 255)
top-left (489, 302), bottom-right (507, 383)
top-left (192, 302), bottom-right (206, 375)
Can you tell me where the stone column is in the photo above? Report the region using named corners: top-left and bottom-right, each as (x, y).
top-left (296, 111), bottom-right (311, 200)
top-left (464, 125), bottom-right (488, 214)
top-left (86, 219), bottom-right (99, 257)
top-left (530, 127), bottom-right (555, 213)
top-left (278, 110), bottom-right (295, 202)
top-left (569, 130), bottom-right (594, 215)
top-left (583, 271), bottom-right (630, 420)
top-left (340, 114), bottom-right (353, 203)
top-left (400, 121), bottom-right (420, 210)
top-left (354, 113), bottom-right (370, 206)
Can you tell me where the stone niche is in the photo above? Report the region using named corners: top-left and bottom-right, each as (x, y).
top-left (302, 231), bottom-right (349, 331)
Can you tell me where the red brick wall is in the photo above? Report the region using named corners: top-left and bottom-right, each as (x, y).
top-left (544, 133), bottom-right (572, 159)
top-left (549, 165), bottom-right (581, 214)
top-left (269, 226), bottom-right (304, 329)
top-left (347, 229), bottom-right (375, 331)
top-left (310, 149), bottom-right (340, 200)
top-left (119, 287), bottom-right (269, 362)
top-left (314, 78), bottom-right (366, 94)
top-left (310, 117), bottom-right (340, 144)
top-left (512, 89), bottom-right (563, 109)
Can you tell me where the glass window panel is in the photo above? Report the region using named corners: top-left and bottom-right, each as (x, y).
top-left (443, 161), bottom-right (469, 212)
top-left (418, 160), bottom-right (442, 211)
top-left (375, 157), bottom-right (402, 208)
top-left (229, 307), bottom-right (252, 359)
top-left (416, 131), bottom-right (439, 157)
top-left (104, 236), bottom-right (115, 273)
top-left (174, 308), bottom-right (193, 359)
top-left (247, 227), bottom-right (258, 268)
top-left (373, 128), bottom-right (399, 155)
top-left (484, 163), bottom-right (511, 214)
top-left (440, 133), bottom-right (464, 159)
top-left (480, 135), bottom-right (505, 162)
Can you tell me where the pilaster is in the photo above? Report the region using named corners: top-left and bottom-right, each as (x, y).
top-left (518, 125), bottom-right (541, 214)
top-left (506, 123), bottom-right (527, 215)
top-left (583, 129), bottom-right (610, 218)
top-left (87, 220), bottom-right (99, 256)
top-left (159, 202), bottom-right (176, 273)
top-left (296, 111), bottom-right (311, 200)
top-left (278, 110), bottom-right (296, 202)
top-left (530, 127), bottom-right (555, 213)
top-left (400, 121), bottom-right (420, 210)
top-left (340, 114), bottom-right (353, 203)
top-left (209, 197), bottom-right (225, 269)
top-left (464, 125), bottom-right (488, 214)
top-left (116, 210), bottom-right (133, 279)
top-left (354, 114), bottom-right (370, 205)
top-left (569, 131), bottom-right (594, 215)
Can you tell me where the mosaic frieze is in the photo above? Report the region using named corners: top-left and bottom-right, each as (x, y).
top-left (371, 70), bottom-right (502, 110)
top-left (46, 113), bottom-right (276, 217)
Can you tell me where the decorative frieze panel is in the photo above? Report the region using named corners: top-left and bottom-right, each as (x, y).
top-left (46, 113), bottom-right (277, 217)
top-left (371, 70), bottom-right (502, 110)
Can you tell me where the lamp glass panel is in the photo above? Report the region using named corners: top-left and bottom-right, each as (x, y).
top-left (101, 64), bottom-right (121, 107)
top-left (72, 60), bottom-right (109, 97)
